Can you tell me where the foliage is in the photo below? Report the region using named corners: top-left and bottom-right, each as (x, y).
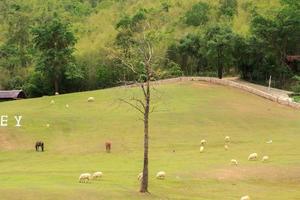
top-left (202, 24), bottom-right (236, 79)
top-left (23, 71), bottom-right (53, 97)
top-left (167, 34), bottom-right (208, 76)
top-left (185, 2), bottom-right (210, 26)
top-left (32, 13), bottom-right (81, 94)
top-left (292, 76), bottom-right (300, 93)
top-left (219, 0), bottom-right (238, 18)
top-left (0, 0), bottom-right (299, 95)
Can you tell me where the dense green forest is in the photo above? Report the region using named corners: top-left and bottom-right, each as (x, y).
top-left (0, 0), bottom-right (299, 97)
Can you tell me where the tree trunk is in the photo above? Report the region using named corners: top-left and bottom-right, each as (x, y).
top-left (218, 66), bottom-right (223, 79)
top-left (217, 49), bottom-right (223, 79)
top-left (140, 62), bottom-right (150, 193)
top-left (54, 77), bottom-right (59, 94)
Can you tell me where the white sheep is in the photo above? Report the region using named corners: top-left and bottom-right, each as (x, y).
top-left (46, 124), bottom-right (50, 128)
top-left (55, 92), bottom-right (59, 95)
top-left (138, 172), bottom-right (143, 181)
top-left (156, 171), bottom-right (166, 180)
top-left (50, 100), bottom-right (55, 104)
top-left (224, 144), bottom-right (229, 151)
top-left (248, 153), bottom-right (258, 161)
top-left (231, 159), bottom-right (238, 166)
top-left (266, 140), bottom-right (272, 144)
top-left (240, 195), bottom-right (250, 200)
top-left (225, 136), bottom-right (230, 143)
top-left (79, 173), bottom-right (91, 183)
top-left (262, 156), bottom-right (269, 162)
top-left (200, 146), bottom-right (204, 153)
top-left (200, 139), bottom-right (207, 145)
top-left (92, 171), bottom-right (103, 180)
top-left (66, 104), bottom-right (69, 108)
top-left (88, 97), bottom-right (95, 102)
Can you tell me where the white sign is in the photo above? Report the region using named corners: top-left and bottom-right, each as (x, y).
top-left (0, 115), bottom-right (22, 127)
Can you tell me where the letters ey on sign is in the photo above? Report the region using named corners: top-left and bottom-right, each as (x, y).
top-left (0, 115), bottom-right (22, 127)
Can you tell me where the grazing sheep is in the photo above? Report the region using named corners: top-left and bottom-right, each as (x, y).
top-left (200, 146), bottom-right (204, 153)
top-left (138, 172), bottom-right (143, 181)
top-left (200, 139), bottom-right (207, 145)
top-left (46, 124), bottom-right (50, 128)
top-left (225, 136), bottom-right (230, 143)
top-left (266, 140), bottom-right (273, 144)
top-left (262, 156), bottom-right (269, 162)
top-left (79, 173), bottom-right (91, 183)
top-left (231, 159), bottom-right (238, 166)
top-left (88, 97), bottom-right (95, 102)
top-left (240, 195), bottom-right (250, 200)
top-left (156, 171), bottom-right (166, 180)
top-left (50, 100), bottom-right (55, 104)
top-left (248, 153), bottom-right (258, 161)
top-left (224, 144), bottom-right (229, 151)
top-left (92, 172), bottom-right (103, 180)
top-left (66, 104), bottom-right (69, 108)
top-left (55, 92), bottom-right (59, 95)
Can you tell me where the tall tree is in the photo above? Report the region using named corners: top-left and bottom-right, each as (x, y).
top-left (202, 24), bottom-right (235, 79)
top-left (32, 14), bottom-right (79, 93)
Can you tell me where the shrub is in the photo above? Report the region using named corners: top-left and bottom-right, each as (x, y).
top-left (219, 0), bottom-right (238, 18)
top-left (185, 2), bottom-right (210, 26)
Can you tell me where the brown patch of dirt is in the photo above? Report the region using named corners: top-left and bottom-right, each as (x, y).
top-left (204, 166), bottom-right (300, 183)
top-left (0, 130), bottom-right (16, 150)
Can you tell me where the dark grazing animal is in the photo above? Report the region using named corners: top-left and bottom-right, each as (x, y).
top-left (105, 141), bottom-right (111, 153)
top-left (35, 141), bottom-right (44, 152)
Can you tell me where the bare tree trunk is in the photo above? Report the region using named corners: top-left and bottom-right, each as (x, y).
top-left (140, 62), bottom-right (150, 193)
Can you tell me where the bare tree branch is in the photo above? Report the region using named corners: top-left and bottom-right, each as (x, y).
top-left (119, 98), bottom-right (144, 115)
top-left (131, 96), bottom-right (146, 110)
top-left (141, 84), bottom-right (147, 98)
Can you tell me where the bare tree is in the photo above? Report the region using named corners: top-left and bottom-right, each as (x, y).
top-left (112, 25), bottom-right (157, 193)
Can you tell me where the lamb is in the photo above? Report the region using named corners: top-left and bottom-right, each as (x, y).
top-left (266, 140), bottom-right (273, 144)
top-left (92, 172), bottom-right (103, 180)
top-left (156, 171), bottom-right (166, 180)
top-left (248, 153), bottom-right (258, 161)
top-left (224, 144), bottom-right (229, 151)
top-left (88, 97), bottom-right (95, 102)
top-left (79, 173), bottom-right (91, 183)
top-left (240, 195), bottom-right (250, 200)
top-left (225, 136), bottom-right (230, 143)
top-left (200, 146), bottom-right (204, 153)
top-left (231, 159), bottom-right (238, 166)
top-left (200, 139), bottom-right (207, 145)
top-left (262, 155), bottom-right (269, 162)
top-left (138, 172), bottom-right (143, 181)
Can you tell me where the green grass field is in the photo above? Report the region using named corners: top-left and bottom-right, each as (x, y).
top-left (0, 81), bottom-right (299, 200)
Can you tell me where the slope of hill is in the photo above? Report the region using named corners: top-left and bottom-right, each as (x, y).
top-left (0, 81), bottom-right (299, 200)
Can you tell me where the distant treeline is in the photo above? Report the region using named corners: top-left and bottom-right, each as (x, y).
top-left (0, 0), bottom-right (299, 97)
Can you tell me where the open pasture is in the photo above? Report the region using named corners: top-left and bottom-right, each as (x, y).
top-left (0, 81), bottom-right (299, 200)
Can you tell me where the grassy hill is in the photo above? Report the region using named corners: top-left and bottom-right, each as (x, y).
top-left (0, 81), bottom-right (299, 200)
